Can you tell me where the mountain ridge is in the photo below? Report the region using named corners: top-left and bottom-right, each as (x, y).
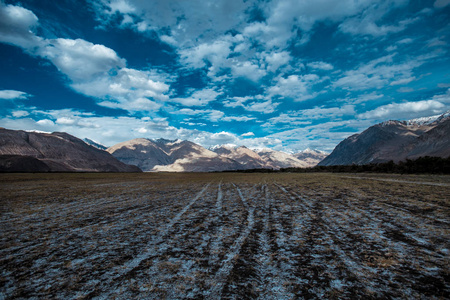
top-left (0, 128), bottom-right (142, 172)
top-left (319, 111), bottom-right (450, 166)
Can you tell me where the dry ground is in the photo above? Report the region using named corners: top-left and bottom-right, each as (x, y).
top-left (0, 172), bottom-right (449, 299)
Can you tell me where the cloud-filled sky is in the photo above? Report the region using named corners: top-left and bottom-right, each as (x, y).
top-left (0, 0), bottom-right (449, 151)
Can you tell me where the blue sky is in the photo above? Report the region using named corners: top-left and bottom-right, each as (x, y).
top-left (0, 0), bottom-right (449, 151)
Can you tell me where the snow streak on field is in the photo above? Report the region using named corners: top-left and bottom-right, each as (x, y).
top-left (0, 173), bottom-right (449, 299)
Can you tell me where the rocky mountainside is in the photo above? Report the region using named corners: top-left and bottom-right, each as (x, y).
top-left (0, 128), bottom-right (141, 172)
top-left (257, 148), bottom-right (310, 169)
top-left (108, 138), bottom-right (243, 172)
top-left (109, 139), bottom-right (326, 172)
top-left (83, 138), bottom-right (107, 150)
top-left (293, 149), bottom-right (329, 167)
top-left (319, 111), bottom-right (450, 166)
top-left (212, 145), bottom-right (268, 169)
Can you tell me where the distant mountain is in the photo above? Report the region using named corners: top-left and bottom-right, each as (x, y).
top-left (257, 148), bottom-right (310, 169)
top-left (108, 138), bottom-right (243, 172)
top-left (83, 138), bottom-right (107, 150)
top-left (212, 145), bottom-right (268, 169)
top-left (0, 128), bottom-right (142, 172)
top-left (319, 111), bottom-right (450, 166)
top-left (293, 148), bottom-right (329, 167)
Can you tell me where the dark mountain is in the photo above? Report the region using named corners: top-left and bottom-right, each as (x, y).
top-left (319, 112), bottom-right (450, 166)
top-left (83, 138), bottom-right (107, 150)
top-left (0, 128), bottom-right (141, 172)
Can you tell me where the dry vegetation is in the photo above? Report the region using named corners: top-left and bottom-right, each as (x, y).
top-left (0, 172), bottom-right (449, 299)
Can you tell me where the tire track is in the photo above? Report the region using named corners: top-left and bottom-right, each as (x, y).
top-left (80, 183), bottom-right (211, 299)
top-left (205, 184), bottom-right (255, 299)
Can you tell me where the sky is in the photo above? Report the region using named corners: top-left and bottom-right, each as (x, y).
top-left (0, 0), bottom-right (449, 152)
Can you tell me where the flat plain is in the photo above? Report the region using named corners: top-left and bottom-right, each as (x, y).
top-left (0, 172), bottom-right (449, 299)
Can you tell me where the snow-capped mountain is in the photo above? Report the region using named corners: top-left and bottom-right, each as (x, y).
top-left (108, 138), bottom-right (243, 172)
top-left (319, 111), bottom-right (450, 166)
top-left (83, 138), bottom-right (107, 150)
top-left (257, 148), bottom-right (310, 169)
top-left (293, 148), bottom-right (329, 167)
top-left (109, 138), bottom-right (324, 172)
top-left (212, 145), bottom-right (268, 169)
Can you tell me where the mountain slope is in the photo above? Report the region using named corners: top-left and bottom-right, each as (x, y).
top-left (293, 149), bottom-right (329, 167)
top-left (0, 128), bottom-right (141, 172)
top-left (108, 138), bottom-right (243, 172)
top-left (107, 138), bottom-right (172, 171)
top-left (212, 145), bottom-right (268, 169)
top-left (319, 112), bottom-right (450, 166)
top-left (257, 148), bottom-right (310, 169)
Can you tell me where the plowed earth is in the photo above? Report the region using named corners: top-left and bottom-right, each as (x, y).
top-left (1, 173), bottom-right (449, 299)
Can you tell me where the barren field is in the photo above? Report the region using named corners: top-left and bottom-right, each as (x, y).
top-left (1, 173), bottom-right (449, 299)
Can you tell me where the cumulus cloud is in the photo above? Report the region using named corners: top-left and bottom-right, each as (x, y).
top-left (12, 110), bottom-right (29, 117)
top-left (40, 38), bottom-right (126, 81)
top-left (241, 132), bottom-right (255, 137)
top-left (307, 61), bottom-right (334, 71)
top-left (0, 2), bottom-right (42, 49)
top-left (171, 88), bottom-right (221, 107)
top-left (359, 99), bottom-right (447, 120)
top-left (231, 60), bottom-right (266, 82)
top-left (0, 90), bottom-right (31, 100)
top-left (269, 74), bottom-right (321, 101)
top-left (0, 3), bottom-right (170, 115)
top-left (264, 51), bottom-right (291, 72)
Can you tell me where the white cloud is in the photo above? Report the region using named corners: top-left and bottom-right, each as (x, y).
top-left (390, 77), bottom-right (416, 86)
top-left (338, 1), bottom-right (416, 37)
top-left (241, 132), bottom-right (255, 137)
top-left (222, 116), bottom-right (255, 122)
top-left (223, 95), bottom-right (279, 114)
top-left (307, 61), bottom-right (334, 71)
top-left (359, 100), bottom-right (448, 120)
top-left (339, 17), bottom-right (415, 37)
top-left (269, 74), bottom-right (321, 101)
top-left (179, 39), bottom-right (232, 69)
top-left (171, 88), bottom-right (221, 106)
top-left (72, 68), bottom-right (169, 112)
top-left (0, 3), bottom-right (171, 115)
top-left (333, 54), bottom-right (428, 91)
top-left (264, 51), bottom-right (291, 72)
top-left (92, 0), bottom-right (254, 46)
top-left (40, 38), bottom-right (126, 81)
top-left (265, 105), bottom-right (355, 128)
top-left (231, 60), bottom-right (266, 82)
top-left (0, 2), bottom-right (42, 49)
top-left (12, 110), bottom-right (29, 117)
top-left (0, 90), bottom-right (31, 100)
top-left (178, 108), bottom-right (225, 122)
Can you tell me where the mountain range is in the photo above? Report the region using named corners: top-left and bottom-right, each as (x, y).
top-left (1, 111), bottom-right (448, 172)
top-left (319, 111), bottom-right (450, 166)
top-left (105, 139), bottom-right (325, 172)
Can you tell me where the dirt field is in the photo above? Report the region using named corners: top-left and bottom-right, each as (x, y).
top-left (1, 172), bottom-right (449, 299)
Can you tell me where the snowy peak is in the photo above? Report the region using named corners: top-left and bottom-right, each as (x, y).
top-left (293, 148), bottom-right (329, 167)
top-left (257, 148), bottom-right (310, 169)
top-left (83, 138), bottom-right (107, 150)
top-left (320, 111), bottom-right (450, 166)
